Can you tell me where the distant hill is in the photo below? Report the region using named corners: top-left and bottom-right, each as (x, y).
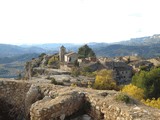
top-left (117, 34), bottom-right (160, 46)
top-left (20, 43), bottom-right (82, 52)
top-left (87, 34), bottom-right (160, 58)
top-left (0, 53), bottom-right (39, 64)
top-left (0, 44), bottom-right (46, 58)
top-left (92, 44), bottom-right (160, 58)
top-left (0, 53), bottom-right (40, 78)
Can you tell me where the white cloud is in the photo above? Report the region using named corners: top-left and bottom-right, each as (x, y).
top-left (0, 0), bottom-right (160, 44)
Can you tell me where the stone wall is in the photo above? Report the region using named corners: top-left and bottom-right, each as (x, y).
top-left (30, 87), bottom-right (160, 120)
top-left (0, 79), bottom-right (160, 120)
top-left (85, 92), bottom-right (160, 120)
top-left (0, 79), bottom-right (31, 119)
top-left (30, 90), bottom-right (85, 120)
top-left (0, 79), bottom-right (31, 105)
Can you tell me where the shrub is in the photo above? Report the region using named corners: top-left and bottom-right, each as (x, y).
top-left (115, 93), bottom-right (130, 103)
top-left (71, 67), bottom-right (80, 77)
top-left (122, 84), bottom-right (144, 100)
top-left (93, 69), bottom-right (118, 90)
top-left (140, 65), bottom-right (149, 71)
top-left (83, 66), bottom-right (92, 73)
top-left (50, 77), bottom-right (64, 85)
top-left (141, 98), bottom-right (160, 109)
top-left (48, 56), bottom-right (59, 65)
top-left (87, 81), bottom-right (92, 88)
top-left (71, 83), bottom-right (77, 87)
top-left (50, 77), bottom-right (57, 84)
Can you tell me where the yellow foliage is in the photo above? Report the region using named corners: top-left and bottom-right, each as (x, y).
top-left (141, 98), bottom-right (160, 109)
top-left (87, 81), bottom-right (92, 88)
top-left (93, 69), bottom-right (117, 90)
top-left (48, 56), bottom-right (59, 65)
top-left (71, 83), bottom-right (77, 87)
top-left (122, 84), bottom-right (144, 100)
top-left (122, 84), bottom-right (160, 109)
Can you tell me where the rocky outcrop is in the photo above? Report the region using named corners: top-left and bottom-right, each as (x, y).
top-left (24, 54), bottom-right (62, 79)
top-left (24, 55), bottom-right (51, 79)
top-left (32, 68), bottom-right (70, 76)
top-left (0, 79), bottom-right (160, 120)
top-left (25, 84), bottom-right (42, 119)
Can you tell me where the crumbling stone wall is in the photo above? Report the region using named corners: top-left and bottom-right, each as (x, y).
top-left (0, 79), bottom-right (160, 120)
top-left (85, 92), bottom-right (160, 120)
top-left (30, 90), bottom-right (85, 120)
top-left (0, 79), bottom-right (31, 119)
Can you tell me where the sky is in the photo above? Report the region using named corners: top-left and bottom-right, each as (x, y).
top-left (0, 0), bottom-right (160, 45)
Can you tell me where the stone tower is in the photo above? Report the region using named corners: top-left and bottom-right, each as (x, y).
top-left (59, 45), bottom-right (66, 62)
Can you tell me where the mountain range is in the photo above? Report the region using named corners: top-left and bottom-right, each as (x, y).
top-left (1, 34), bottom-right (160, 78)
top-left (1, 34), bottom-right (160, 59)
top-left (116, 34), bottom-right (160, 46)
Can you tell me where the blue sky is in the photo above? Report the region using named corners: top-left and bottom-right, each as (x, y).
top-left (0, 0), bottom-right (160, 44)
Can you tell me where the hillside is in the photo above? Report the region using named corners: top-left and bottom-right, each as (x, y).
top-left (92, 44), bottom-right (160, 58)
top-left (0, 44), bottom-right (46, 58)
top-left (0, 53), bottom-right (39, 64)
top-left (0, 53), bottom-right (39, 78)
top-left (117, 34), bottom-right (160, 46)
top-left (92, 34), bottom-right (160, 58)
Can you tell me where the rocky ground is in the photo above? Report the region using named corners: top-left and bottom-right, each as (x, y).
top-left (28, 68), bottom-right (95, 87)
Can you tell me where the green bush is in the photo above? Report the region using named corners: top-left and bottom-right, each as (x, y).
top-left (115, 93), bottom-right (130, 103)
top-left (50, 77), bottom-right (64, 85)
top-left (71, 67), bottom-right (80, 77)
top-left (49, 77), bottom-right (64, 85)
top-left (83, 66), bottom-right (92, 73)
top-left (50, 77), bottom-right (57, 84)
top-left (48, 56), bottom-right (59, 65)
top-left (71, 83), bottom-right (77, 87)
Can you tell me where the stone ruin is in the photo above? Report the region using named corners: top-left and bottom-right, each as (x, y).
top-left (0, 79), bottom-right (160, 120)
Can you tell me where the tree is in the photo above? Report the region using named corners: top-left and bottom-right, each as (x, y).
top-left (78, 44), bottom-right (96, 58)
top-left (93, 69), bottom-right (117, 90)
top-left (132, 68), bottom-right (160, 99)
